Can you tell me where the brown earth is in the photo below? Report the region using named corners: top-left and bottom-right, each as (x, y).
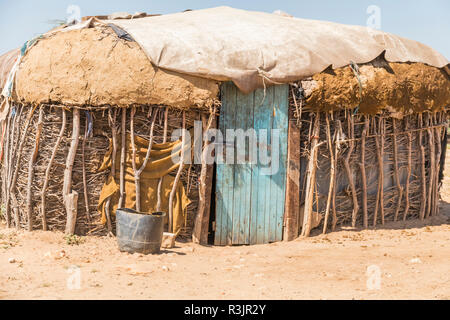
top-left (304, 60), bottom-right (450, 114)
top-left (14, 27), bottom-right (219, 109)
top-left (1, 151), bottom-right (449, 300)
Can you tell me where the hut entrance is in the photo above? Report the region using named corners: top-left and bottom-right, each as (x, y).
top-left (214, 83), bottom-right (289, 245)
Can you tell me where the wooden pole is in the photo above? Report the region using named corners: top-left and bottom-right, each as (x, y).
top-left (323, 113), bottom-right (335, 234)
top-left (331, 118), bottom-right (342, 232)
top-left (118, 108), bottom-right (127, 209)
top-left (2, 112), bottom-right (12, 227)
top-left (283, 106), bottom-right (301, 240)
top-left (403, 116), bottom-right (412, 221)
top-left (344, 114), bottom-right (359, 228)
top-left (301, 113), bottom-right (321, 237)
top-left (64, 108), bottom-right (80, 235)
top-left (81, 112), bottom-right (91, 224)
top-left (433, 113), bottom-right (442, 217)
top-left (426, 113), bottom-right (435, 219)
top-left (374, 116), bottom-right (385, 226)
top-left (41, 108), bottom-right (66, 231)
top-left (26, 106), bottom-right (44, 231)
top-left (359, 116), bottom-right (369, 228)
top-left (132, 107), bottom-right (157, 212)
top-left (104, 109), bottom-right (117, 233)
top-left (418, 114), bottom-right (427, 220)
top-left (156, 107), bottom-right (169, 212)
top-left (392, 118), bottom-right (404, 222)
top-left (168, 111), bottom-right (186, 233)
top-left (193, 109), bottom-right (217, 244)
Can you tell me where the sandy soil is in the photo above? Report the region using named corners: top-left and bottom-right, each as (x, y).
top-left (1, 153), bottom-right (449, 300)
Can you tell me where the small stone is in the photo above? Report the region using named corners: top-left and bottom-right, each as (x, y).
top-left (8, 258), bottom-right (16, 264)
top-left (162, 265), bottom-right (170, 272)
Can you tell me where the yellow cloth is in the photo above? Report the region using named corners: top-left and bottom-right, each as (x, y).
top-left (97, 134), bottom-right (191, 234)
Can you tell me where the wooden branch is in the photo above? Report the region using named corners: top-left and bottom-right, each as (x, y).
top-left (132, 107), bottom-right (157, 212)
top-left (433, 113), bottom-right (442, 217)
top-left (301, 112), bottom-right (321, 237)
top-left (374, 116), bottom-right (385, 226)
top-left (168, 111), bottom-right (186, 233)
top-left (418, 114), bottom-right (427, 221)
top-left (331, 118), bottom-right (342, 231)
top-left (193, 109), bottom-right (217, 244)
top-left (26, 106), bottom-right (44, 231)
top-left (10, 106), bottom-right (36, 229)
top-left (104, 109), bottom-right (117, 233)
top-left (426, 113), bottom-right (435, 219)
top-left (41, 108), bottom-right (66, 231)
top-left (284, 107), bottom-right (301, 240)
top-left (64, 108), bottom-right (80, 235)
top-left (118, 108), bottom-right (127, 209)
top-left (323, 113), bottom-right (335, 234)
top-left (392, 118), bottom-right (404, 222)
top-left (344, 115), bottom-right (359, 228)
top-left (81, 112), bottom-right (91, 224)
top-left (2, 112), bottom-right (12, 227)
top-left (156, 107), bottom-right (169, 212)
top-left (359, 116), bottom-right (369, 228)
top-left (403, 116), bottom-right (412, 221)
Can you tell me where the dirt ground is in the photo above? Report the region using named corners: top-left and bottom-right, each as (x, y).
top-left (1, 153), bottom-right (449, 300)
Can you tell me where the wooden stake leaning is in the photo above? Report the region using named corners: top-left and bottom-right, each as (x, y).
top-left (26, 106), bottom-right (44, 231)
top-left (41, 108), bottom-right (66, 231)
top-left (168, 111), bottom-right (186, 234)
top-left (323, 113), bottom-right (335, 234)
top-left (64, 108), bottom-right (80, 235)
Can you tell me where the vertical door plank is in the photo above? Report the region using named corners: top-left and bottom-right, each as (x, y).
top-left (273, 84), bottom-right (289, 242)
top-left (234, 90), bottom-right (254, 245)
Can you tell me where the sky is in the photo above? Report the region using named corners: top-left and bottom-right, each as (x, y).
top-left (0, 0), bottom-right (449, 59)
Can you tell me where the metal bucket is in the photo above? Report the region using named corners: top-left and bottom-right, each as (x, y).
top-left (116, 208), bottom-right (166, 254)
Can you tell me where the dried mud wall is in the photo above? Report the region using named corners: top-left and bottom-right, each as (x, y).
top-left (301, 60), bottom-right (450, 114)
top-left (13, 27), bottom-right (219, 110)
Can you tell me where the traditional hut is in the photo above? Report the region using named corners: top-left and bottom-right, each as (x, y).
top-left (0, 7), bottom-right (448, 246)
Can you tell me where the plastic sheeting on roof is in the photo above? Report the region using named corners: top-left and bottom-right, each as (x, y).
top-left (105, 6), bottom-right (449, 93)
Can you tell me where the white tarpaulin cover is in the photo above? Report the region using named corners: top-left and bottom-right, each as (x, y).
top-left (106, 6), bottom-right (449, 93)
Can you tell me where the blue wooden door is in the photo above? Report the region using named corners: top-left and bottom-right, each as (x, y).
top-left (215, 82), bottom-right (289, 245)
